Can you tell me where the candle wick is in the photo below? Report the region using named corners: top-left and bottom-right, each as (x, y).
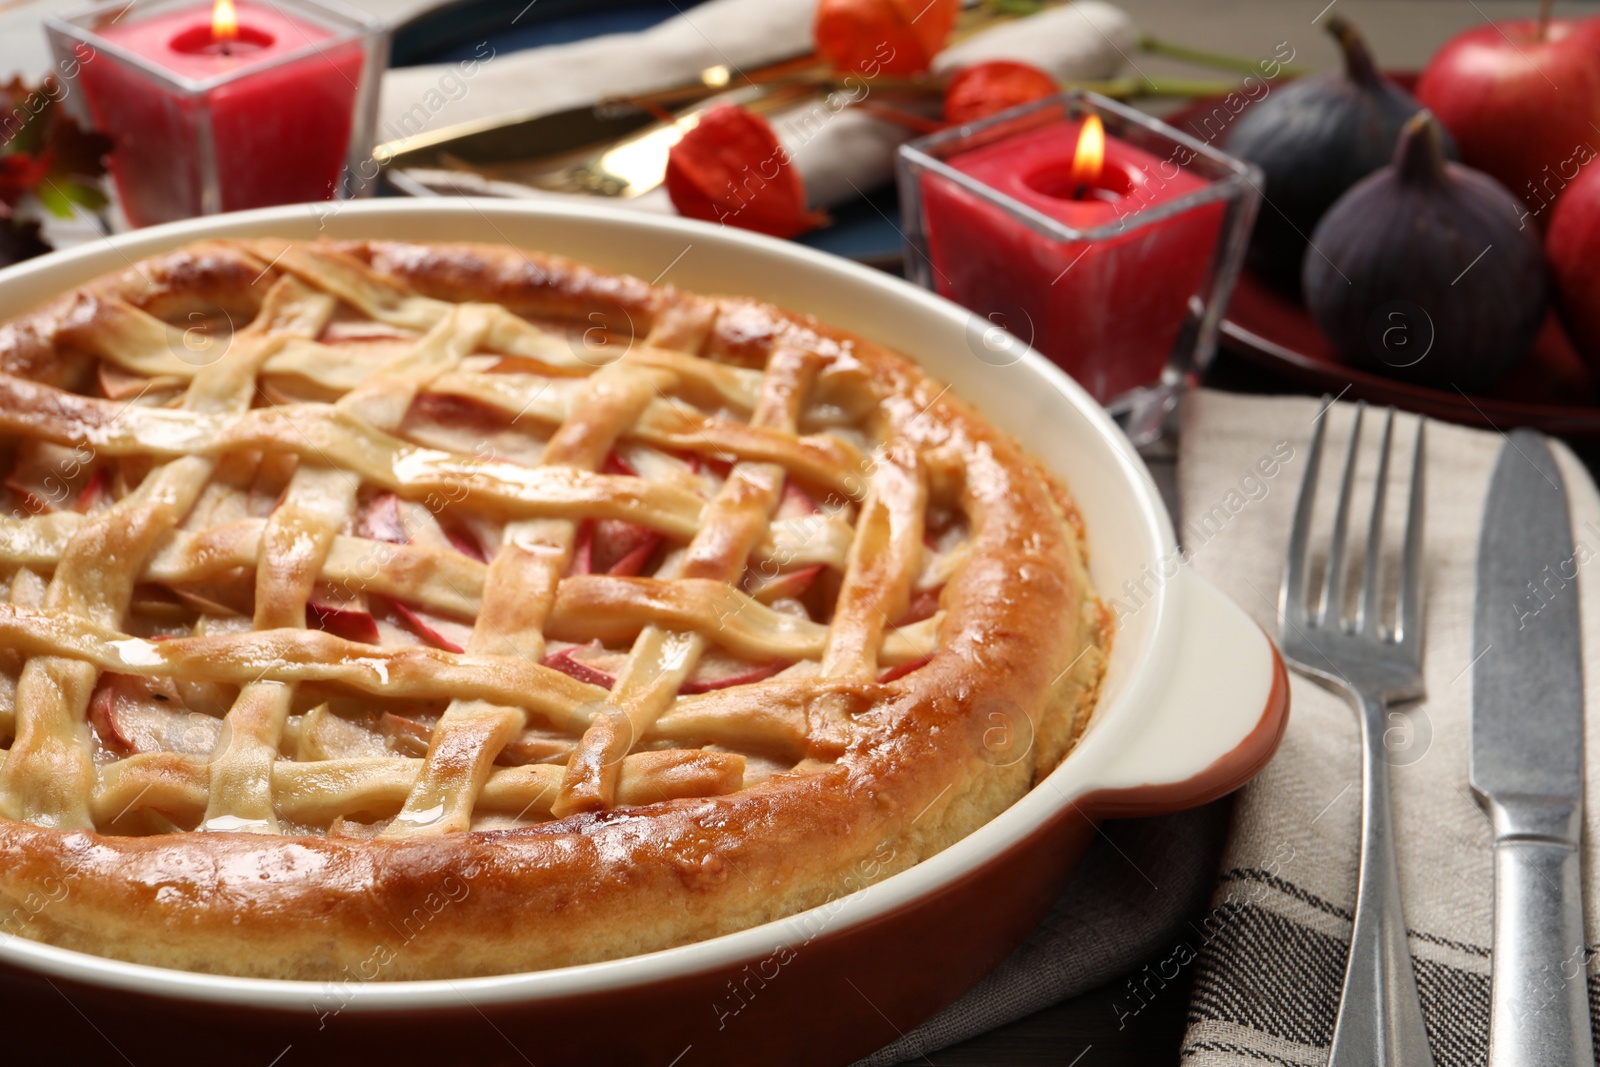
top-left (1072, 182), bottom-right (1088, 201)
top-left (220, 41), bottom-right (232, 56)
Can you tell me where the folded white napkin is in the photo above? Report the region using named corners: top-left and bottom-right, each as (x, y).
top-left (931, 1), bottom-right (1138, 80)
top-left (1176, 389), bottom-right (1600, 1065)
top-left (379, 0), bottom-right (814, 139)
top-left (385, 0), bottom-right (1138, 214)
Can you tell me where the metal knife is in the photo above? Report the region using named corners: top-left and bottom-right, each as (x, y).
top-left (1472, 429), bottom-right (1595, 1067)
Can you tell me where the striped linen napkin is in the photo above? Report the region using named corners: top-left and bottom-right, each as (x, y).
top-left (1177, 389), bottom-right (1600, 1066)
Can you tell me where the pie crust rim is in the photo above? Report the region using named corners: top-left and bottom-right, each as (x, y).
top-left (0, 206), bottom-right (1137, 989)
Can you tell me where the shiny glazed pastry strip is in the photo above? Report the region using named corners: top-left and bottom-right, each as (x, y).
top-left (0, 237), bottom-right (962, 838)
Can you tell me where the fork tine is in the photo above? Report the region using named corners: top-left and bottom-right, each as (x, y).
top-left (1319, 401), bottom-right (1366, 627)
top-left (1356, 408), bottom-right (1396, 635)
top-left (1282, 395), bottom-right (1332, 628)
top-left (1397, 418), bottom-right (1426, 652)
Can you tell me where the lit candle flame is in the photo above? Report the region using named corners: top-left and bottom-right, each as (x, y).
top-left (212, 0), bottom-right (239, 43)
top-left (1070, 113), bottom-right (1105, 191)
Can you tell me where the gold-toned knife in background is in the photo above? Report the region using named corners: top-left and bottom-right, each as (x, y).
top-left (372, 49), bottom-right (825, 194)
top-left (371, 0), bottom-right (1012, 200)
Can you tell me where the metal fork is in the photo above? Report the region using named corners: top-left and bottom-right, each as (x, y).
top-left (1280, 400), bottom-right (1434, 1067)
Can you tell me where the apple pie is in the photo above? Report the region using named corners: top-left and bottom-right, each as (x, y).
top-left (0, 238), bottom-right (1106, 979)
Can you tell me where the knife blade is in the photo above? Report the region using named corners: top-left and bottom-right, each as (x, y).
top-left (370, 48), bottom-right (823, 187)
top-left (1471, 428), bottom-right (1594, 1067)
top-left (374, 75), bottom-right (830, 199)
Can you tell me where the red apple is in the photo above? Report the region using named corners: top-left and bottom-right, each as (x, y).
top-left (1547, 161), bottom-right (1600, 364)
top-left (376, 595), bottom-right (470, 654)
top-left (677, 651), bottom-right (787, 694)
top-left (88, 674), bottom-right (220, 756)
top-left (88, 676), bottom-right (135, 753)
top-left (543, 641), bottom-right (623, 689)
top-left (749, 562), bottom-right (823, 602)
top-left (440, 520), bottom-right (488, 563)
top-left (894, 584), bottom-right (944, 627)
top-left (1416, 15), bottom-right (1600, 225)
top-left (359, 490), bottom-right (409, 544)
top-left (541, 640), bottom-right (788, 693)
top-left (306, 599), bottom-right (380, 643)
top-left (569, 517), bottom-right (663, 577)
top-left (879, 654), bottom-right (934, 684)
top-left (73, 468), bottom-right (111, 513)
top-left (380, 713), bottom-right (433, 758)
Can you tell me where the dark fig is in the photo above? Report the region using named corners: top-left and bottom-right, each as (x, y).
top-left (1226, 17), bottom-right (1455, 285)
top-left (1303, 111), bottom-right (1547, 391)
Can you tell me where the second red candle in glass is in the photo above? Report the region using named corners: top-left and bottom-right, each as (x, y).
top-left (899, 94), bottom-right (1261, 425)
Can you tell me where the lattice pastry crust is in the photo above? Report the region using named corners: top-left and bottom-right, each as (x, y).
top-left (0, 238), bottom-right (1106, 979)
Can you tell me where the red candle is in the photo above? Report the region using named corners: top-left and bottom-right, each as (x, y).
top-left (920, 114), bottom-right (1226, 404)
top-left (77, 0), bottom-right (364, 227)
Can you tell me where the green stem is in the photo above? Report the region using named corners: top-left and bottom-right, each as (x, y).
top-left (1069, 76), bottom-right (1245, 100)
top-left (1139, 34), bottom-right (1311, 78)
top-left (985, 0), bottom-right (1047, 14)
top-left (1137, 76), bottom-right (1246, 97)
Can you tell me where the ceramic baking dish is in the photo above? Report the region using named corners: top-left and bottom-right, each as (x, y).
top-left (0, 199), bottom-right (1287, 1066)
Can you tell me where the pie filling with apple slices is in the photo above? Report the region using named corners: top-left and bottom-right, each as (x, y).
top-left (0, 238), bottom-right (1107, 979)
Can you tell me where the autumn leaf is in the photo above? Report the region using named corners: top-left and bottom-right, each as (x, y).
top-left (47, 111), bottom-right (113, 183)
top-left (0, 203), bottom-right (50, 268)
top-left (0, 76), bottom-right (112, 260)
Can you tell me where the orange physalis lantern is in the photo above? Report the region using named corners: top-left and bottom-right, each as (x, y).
top-left (943, 60), bottom-right (1058, 124)
top-left (665, 105), bottom-right (822, 238)
top-left (814, 0), bottom-right (961, 77)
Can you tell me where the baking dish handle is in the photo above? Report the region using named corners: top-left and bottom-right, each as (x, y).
top-left (1080, 567), bottom-right (1290, 819)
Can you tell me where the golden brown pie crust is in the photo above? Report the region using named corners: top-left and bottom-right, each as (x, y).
top-left (0, 239), bottom-right (1107, 979)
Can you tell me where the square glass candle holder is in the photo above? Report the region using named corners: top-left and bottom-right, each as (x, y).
top-left (897, 91), bottom-right (1261, 444)
top-left (46, 0), bottom-right (387, 228)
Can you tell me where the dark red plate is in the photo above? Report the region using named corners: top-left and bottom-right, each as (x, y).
top-left (1221, 275), bottom-right (1600, 435)
top-left (1171, 79), bottom-right (1600, 435)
